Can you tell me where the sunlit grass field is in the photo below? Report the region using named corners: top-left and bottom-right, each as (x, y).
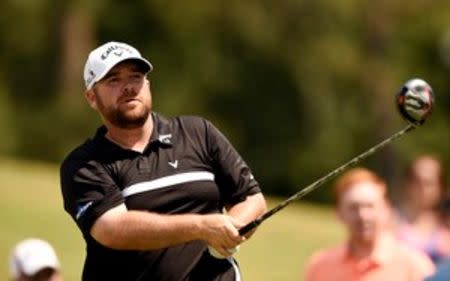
top-left (0, 157), bottom-right (344, 281)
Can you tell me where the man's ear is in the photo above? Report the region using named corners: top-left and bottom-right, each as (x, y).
top-left (85, 89), bottom-right (98, 110)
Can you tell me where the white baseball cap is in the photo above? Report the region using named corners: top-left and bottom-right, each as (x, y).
top-left (83, 41), bottom-right (153, 90)
top-left (9, 238), bottom-right (60, 278)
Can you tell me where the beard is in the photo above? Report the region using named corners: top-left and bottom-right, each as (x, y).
top-left (111, 104), bottom-right (150, 129)
top-left (95, 90), bottom-right (151, 129)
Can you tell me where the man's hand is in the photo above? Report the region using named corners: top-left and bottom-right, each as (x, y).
top-left (198, 214), bottom-right (245, 258)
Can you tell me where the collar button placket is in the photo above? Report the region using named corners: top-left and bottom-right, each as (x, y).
top-left (137, 155), bottom-right (151, 173)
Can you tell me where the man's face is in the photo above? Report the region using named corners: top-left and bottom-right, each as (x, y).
top-left (406, 159), bottom-right (442, 209)
top-left (86, 61), bottom-right (152, 129)
top-left (337, 181), bottom-right (388, 243)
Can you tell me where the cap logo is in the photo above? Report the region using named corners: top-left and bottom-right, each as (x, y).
top-left (113, 50), bottom-right (124, 57)
top-left (85, 70), bottom-right (96, 86)
top-left (101, 44), bottom-right (134, 60)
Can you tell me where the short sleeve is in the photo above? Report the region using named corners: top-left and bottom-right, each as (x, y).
top-left (60, 156), bottom-right (124, 236)
top-left (204, 119), bottom-right (261, 205)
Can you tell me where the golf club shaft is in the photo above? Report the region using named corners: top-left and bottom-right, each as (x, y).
top-left (239, 124), bottom-right (417, 236)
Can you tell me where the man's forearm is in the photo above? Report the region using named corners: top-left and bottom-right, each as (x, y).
top-left (226, 193), bottom-right (267, 237)
top-left (91, 204), bottom-right (244, 252)
top-left (91, 207), bottom-right (203, 250)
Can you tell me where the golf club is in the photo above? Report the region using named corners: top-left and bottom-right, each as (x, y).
top-left (239, 78), bottom-right (434, 236)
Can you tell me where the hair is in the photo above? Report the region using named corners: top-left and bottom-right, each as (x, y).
top-left (334, 167), bottom-right (387, 205)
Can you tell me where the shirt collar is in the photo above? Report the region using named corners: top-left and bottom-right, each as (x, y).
top-left (149, 112), bottom-right (174, 147)
top-left (93, 112), bottom-right (173, 153)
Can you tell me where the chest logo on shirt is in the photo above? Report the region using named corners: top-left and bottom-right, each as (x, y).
top-left (158, 134), bottom-right (173, 144)
top-left (168, 160), bottom-right (178, 169)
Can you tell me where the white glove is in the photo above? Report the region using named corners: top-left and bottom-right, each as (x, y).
top-left (207, 245), bottom-right (240, 259)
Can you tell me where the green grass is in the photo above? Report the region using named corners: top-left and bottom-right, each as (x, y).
top-left (0, 157), bottom-right (344, 281)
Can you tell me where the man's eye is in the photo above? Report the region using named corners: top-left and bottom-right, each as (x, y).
top-left (107, 77), bottom-right (120, 84)
top-left (132, 74), bottom-right (143, 79)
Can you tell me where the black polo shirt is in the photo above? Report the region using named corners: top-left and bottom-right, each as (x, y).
top-left (60, 112), bottom-right (261, 281)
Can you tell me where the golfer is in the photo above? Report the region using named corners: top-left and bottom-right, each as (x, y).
top-left (60, 41), bottom-right (267, 281)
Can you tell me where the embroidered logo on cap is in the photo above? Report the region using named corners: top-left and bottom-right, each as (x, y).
top-left (85, 70), bottom-right (96, 86)
top-left (101, 44), bottom-right (133, 60)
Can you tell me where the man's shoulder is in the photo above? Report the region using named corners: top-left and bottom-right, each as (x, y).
top-left (304, 244), bottom-right (346, 281)
top-left (392, 239), bottom-right (436, 274)
top-left (60, 136), bottom-right (98, 174)
top-left (394, 239), bottom-right (431, 260)
top-left (155, 112), bottom-right (213, 135)
top-left (157, 113), bottom-right (210, 127)
top-left (305, 244), bottom-right (345, 269)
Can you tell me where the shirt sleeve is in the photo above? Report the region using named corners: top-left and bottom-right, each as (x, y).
top-left (203, 119), bottom-right (261, 205)
top-left (60, 154), bottom-right (125, 236)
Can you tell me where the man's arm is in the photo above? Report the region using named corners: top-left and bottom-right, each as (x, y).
top-left (90, 204), bottom-right (244, 257)
top-left (226, 193), bottom-right (267, 238)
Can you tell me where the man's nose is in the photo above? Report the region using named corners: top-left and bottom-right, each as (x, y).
top-left (123, 80), bottom-right (136, 93)
top-left (357, 207), bottom-right (372, 220)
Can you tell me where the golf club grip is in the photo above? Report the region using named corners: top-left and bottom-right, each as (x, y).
top-left (239, 220), bottom-right (261, 236)
top-left (239, 124), bottom-right (416, 236)
top-left (239, 194), bottom-right (300, 235)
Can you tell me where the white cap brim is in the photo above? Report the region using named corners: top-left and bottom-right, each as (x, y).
top-left (21, 257), bottom-right (59, 276)
top-left (93, 57), bottom-right (153, 88)
top-left (10, 238), bottom-right (60, 278)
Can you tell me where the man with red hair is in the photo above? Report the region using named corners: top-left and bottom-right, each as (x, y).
top-left (304, 168), bottom-right (435, 281)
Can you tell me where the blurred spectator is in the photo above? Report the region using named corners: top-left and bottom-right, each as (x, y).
top-left (9, 238), bottom-right (62, 281)
top-left (304, 168), bottom-right (435, 281)
top-left (395, 155), bottom-right (450, 264)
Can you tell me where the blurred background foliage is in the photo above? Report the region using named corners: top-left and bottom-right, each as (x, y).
top-left (0, 0), bottom-right (448, 203)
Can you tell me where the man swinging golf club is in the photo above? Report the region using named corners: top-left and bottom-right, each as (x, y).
top-left (60, 41), bottom-right (267, 281)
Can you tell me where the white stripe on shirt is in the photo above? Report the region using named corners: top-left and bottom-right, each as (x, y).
top-left (121, 171), bottom-right (215, 197)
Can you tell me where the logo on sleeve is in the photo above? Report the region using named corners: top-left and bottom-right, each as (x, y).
top-left (75, 201), bottom-right (93, 220)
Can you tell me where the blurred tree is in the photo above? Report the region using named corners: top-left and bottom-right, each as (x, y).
top-left (0, 0), bottom-right (448, 201)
